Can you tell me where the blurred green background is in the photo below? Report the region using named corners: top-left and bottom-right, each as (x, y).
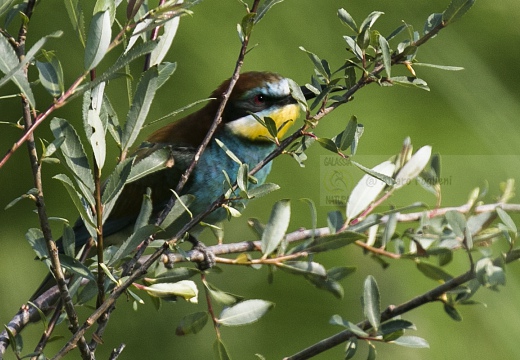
top-left (1, 0), bottom-right (520, 359)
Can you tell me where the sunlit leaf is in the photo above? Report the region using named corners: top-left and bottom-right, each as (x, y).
top-left (363, 275), bottom-right (381, 331)
top-left (84, 9), bottom-right (111, 70)
top-left (261, 199), bottom-right (291, 258)
top-left (218, 299), bottom-right (274, 326)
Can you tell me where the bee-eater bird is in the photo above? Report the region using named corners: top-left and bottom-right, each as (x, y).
top-left (32, 71), bottom-right (303, 299)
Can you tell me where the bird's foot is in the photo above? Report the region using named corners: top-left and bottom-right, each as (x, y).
top-left (189, 236), bottom-right (216, 270)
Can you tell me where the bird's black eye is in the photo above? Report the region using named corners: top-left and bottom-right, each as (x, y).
top-left (253, 94), bottom-right (266, 105)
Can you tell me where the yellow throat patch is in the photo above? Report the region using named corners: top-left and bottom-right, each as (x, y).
top-left (225, 103), bottom-right (300, 141)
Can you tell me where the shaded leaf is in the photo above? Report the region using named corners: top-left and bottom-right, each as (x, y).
top-left (59, 254), bottom-right (96, 281)
top-left (378, 35), bottom-right (391, 77)
top-left (84, 9), bottom-right (111, 70)
top-left (176, 312), bottom-right (208, 336)
top-left (255, 0), bottom-right (284, 24)
top-left (329, 314), bottom-right (368, 337)
top-left (416, 261), bottom-right (453, 282)
top-left (213, 338), bottom-right (231, 360)
top-left (108, 224), bottom-right (160, 265)
top-left (443, 0), bottom-right (475, 25)
top-left (303, 231), bottom-right (365, 253)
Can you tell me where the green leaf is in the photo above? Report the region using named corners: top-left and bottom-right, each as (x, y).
top-left (237, 163), bottom-right (249, 193)
top-left (52, 174), bottom-right (97, 235)
top-left (345, 338), bottom-right (358, 359)
top-left (64, 0), bottom-right (86, 47)
top-left (380, 319), bottom-right (416, 335)
top-left (378, 35), bottom-right (391, 78)
top-left (255, 0), bottom-right (284, 24)
top-left (391, 336), bottom-right (429, 348)
top-left (343, 36), bottom-right (363, 60)
top-left (299, 46), bottom-right (330, 81)
top-left (121, 66), bottom-right (160, 152)
top-left (213, 338), bottom-right (231, 360)
top-left (413, 62), bottom-right (464, 71)
top-left (59, 254), bottom-right (96, 281)
top-left (390, 76), bottom-right (430, 91)
top-left (62, 223), bottom-right (76, 258)
top-left (146, 267), bottom-right (200, 284)
top-left (337, 8), bottom-right (357, 32)
top-left (93, 40), bottom-right (158, 88)
top-left (50, 118), bottom-right (95, 199)
top-left (101, 158), bottom-right (134, 206)
top-left (84, 10), bottom-right (111, 70)
top-left (416, 261), bottom-right (453, 282)
top-left (161, 194), bottom-right (195, 230)
top-left (247, 183), bottom-right (280, 199)
top-left (0, 0), bottom-right (16, 17)
top-left (128, 146), bottom-right (172, 183)
top-left (443, 303), bottom-right (463, 321)
top-left (156, 61), bottom-right (177, 90)
top-left (204, 281), bottom-right (242, 306)
top-left (36, 56), bottom-right (64, 97)
top-left (445, 210), bottom-right (466, 239)
top-left (4, 188), bottom-right (38, 210)
top-left (218, 299), bottom-right (274, 326)
top-left (215, 138), bottom-right (243, 165)
top-left (334, 116), bottom-right (358, 151)
top-left (149, 15), bottom-right (180, 66)
top-left (108, 224), bottom-right (160, 265)
top-left (279, 261), bottom-right (327, 278)
top-left (443, 0), bottom-right (475, 25)
top-left (133, 188), bottom-right (153, 232)
top-left (86, 107), bottom-right (106, 169)
top-left (316, 137), bottom-right (339, 153)
top-left (329, 314), bottom-right (368, 337)
top-left (359, 11), bottom-right (384, 33)
top-left (261, 199), bottom-right (291, 258)
top-left (25, 228), bottom-right (49, 261)
top-left (363, 275), bottom-right (381, 331)
top-left (346, 161), bottom-right (395, 221)
top-left (303, 232), bottom-right (364, 253)
top-left (496, 207), bottom-right (517, 236)
top-left (176, 312), bottom-right (208, 336)
top-left (424, 13), bottom-right (443, 35)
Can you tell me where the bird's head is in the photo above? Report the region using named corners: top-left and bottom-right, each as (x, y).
top-left (148, 71), bottom-right (302, 146)
top-left (218, 72), bottom-right (300, 141)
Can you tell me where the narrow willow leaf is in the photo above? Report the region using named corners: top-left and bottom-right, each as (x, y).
top-left (338, 8), bottom-right (357, 32)
top-left (59, 254), bottom-right (96, 281)
top-left (343, 36), bottom-right (363, 60)
top-left (378, 35), bottom-right (391, 78)
top-left (237, 163), bottom-right (249, 193)
top-left (139, 280), bottom-right (198, 303)
top-left (496, 207), bottom-right (517, 235)
top-left (64, 0), bottom-right (86, 47)
top-left (394, 145), bottom-right (432, 189)
top-left (380, 319), bottom-right (416, 335)
top-left (85, 10), bottom-right (111, 70)
top-left (0, 31), bottom-right (35, 107)
top-left (36, 59), bottom-right (62, 97)
top-left (329, 315), bottom-right (368, 337)
top-left (334, 116), bottom-right (357, 151)
top-left (109, 224), bottom-right (160, 265)
top-left (62, 222), bottom-right (76, 258)
top-left (156, 61), bottom-right (177, 90)
top-left (299, 46), bottom-right (329, 81)
top-left (381, 212), bottom-right (397, 247)
top-left (0, 0), bottom-right (15, 17)
top-left (161, 194), bottom-right (195, 229)
top-left (204, 281), bottom-right (241, 306)
top-left (86, 109), bottom-right (106, 169)
top-left (149, 14), bottom-right (180, 66)
top-left (303, 231), bottom-right (365, 253)
top-left (121, 66), bottom-right (159, 152)
top-left (261, 199), bottom-right (291, 258)
top-left (414, 63), bottom-right (464, 71)
top-left (443, 303), bottom-right (463, 321)
top-left (52, 174), bottom-right (97, 232)
top-left (25, 228), bottom-right (49, 260)
top-left (133, 188), bottom-right (152, 232)
top-left (102, 158), bottom-right (133, 205)
top-left (390, 76), bottom-right (430, 91)
top-left (443, 0), bottom-right (475, 25)
top-left (146, 267), bottom-right (200, 284)
top-left (345, 338), bottom-right (358, 359)
top-left (359, 11), bottom-right (384, 32)
top-left (424, 13), bottom-right (443, 35)
top-left (278, 261), bottom-right (327, 278)
top-left (215, 138), bottom-right (243, 164)
top-left (128, 146), bottom-right (172, 183)
top-left (218, 299), bottom-right (274, 326)
top-left (255, 0), bottom-right (284, 24)
top-left (391, 336), bottom-right (430, 348)
top-left (213, 338), bottom-right (231, 360)
top-left (247, 183), bottom-right (280, 199)
top-left (416, 261), bottom-right (453, 282)
top-left (176, 312), bottom-right (208, 336)
top-left (316, 137), bottom-right (339, 153)
top-left (346, 161), bottom-right (395, 221)
top-left (50, 118), bottom-right (95, 203)
top-left (445, 210), bottom-right (466, 238)
top-left (363, 275), bottom-right (381, 331)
